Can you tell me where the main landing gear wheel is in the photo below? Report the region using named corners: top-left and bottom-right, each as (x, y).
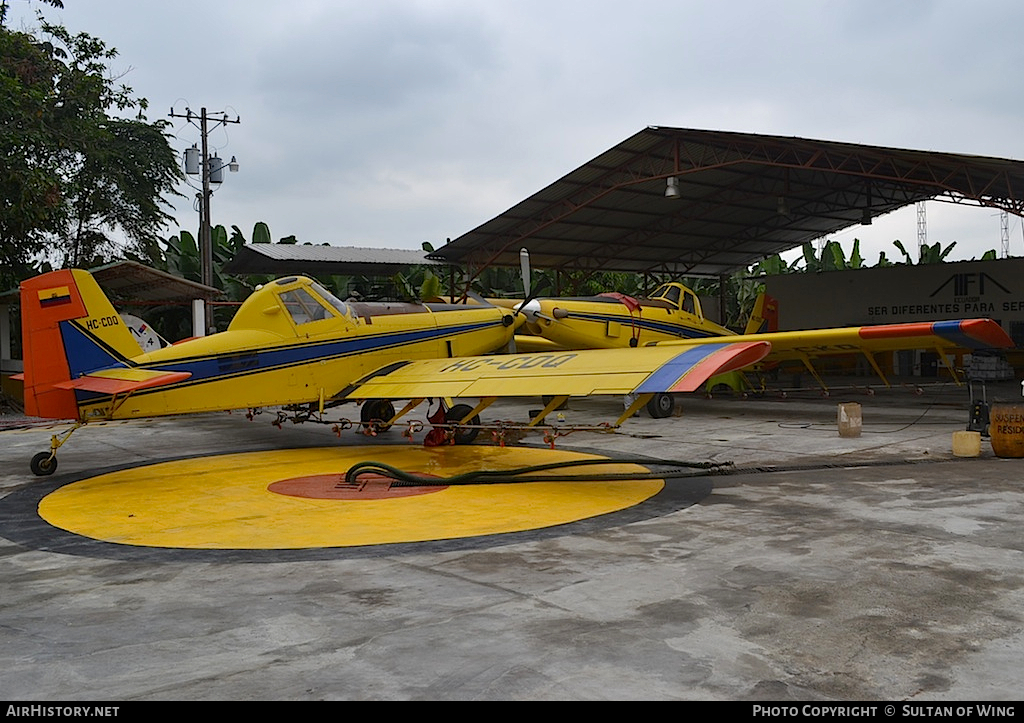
top-left (446, 404), bottom-right (481, 445)
top-left (646, 393), bottom-right (674, 419)
top-left (30, 452), bottom-right (58, 476)
top-left (361, 400), bottom-right (396, 433)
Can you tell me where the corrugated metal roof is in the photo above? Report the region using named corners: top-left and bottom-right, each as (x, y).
top-left (223, 244), bottom-right (447, 276)
top-left (2, 262), bottom-right (222, 304)
top-left (430, 127), bottom-right (1024, 277)
top-left (88, 261), bottom-right (222, 302)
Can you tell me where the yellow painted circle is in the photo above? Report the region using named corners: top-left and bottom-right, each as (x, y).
top-left (38, 446), bottom-right (664, 549)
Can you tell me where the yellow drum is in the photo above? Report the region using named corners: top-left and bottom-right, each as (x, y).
top-left (989, 404), bottom-right (1024, 458)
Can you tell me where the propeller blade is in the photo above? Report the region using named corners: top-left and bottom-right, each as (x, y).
top-left (520, 248), bottom-right (531, 298)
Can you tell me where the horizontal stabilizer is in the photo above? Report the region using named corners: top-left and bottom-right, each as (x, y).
top-left (54, 368), bottom-right (192, 396)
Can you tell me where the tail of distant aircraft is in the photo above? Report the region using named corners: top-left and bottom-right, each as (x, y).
top-left (744, 293), bottom-right (779, 335)
top-left (19, 269), bottom-right (140, 419)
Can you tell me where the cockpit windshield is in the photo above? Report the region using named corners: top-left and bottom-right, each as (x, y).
top-left (309, 282), bottom-right (350, 318)
top-left (279, 283), bottom-right (350, 326)
top-left (651, 284), bottom-right (681, 305)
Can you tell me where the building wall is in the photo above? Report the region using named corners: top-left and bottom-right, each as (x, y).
top-left (764, 257), bottom-right (1024, 345)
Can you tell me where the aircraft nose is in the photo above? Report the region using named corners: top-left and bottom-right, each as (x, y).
top-left (514, 299), bottom-right (544, 321)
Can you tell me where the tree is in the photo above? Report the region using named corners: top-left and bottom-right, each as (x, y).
top-left (0, 3), bottom-right (180, 289)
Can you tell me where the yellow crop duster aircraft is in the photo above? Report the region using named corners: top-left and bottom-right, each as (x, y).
top-left (17, 269), bottom-right (775, 475)
top-left (513, 279), bottom-right (1014, 412)
top-left (515, 281), bottom-right (740, 349)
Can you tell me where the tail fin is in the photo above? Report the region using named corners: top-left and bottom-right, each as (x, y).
top-left (20, 269), bottom-right (140, 419)
top-left (744, 293), bottom-right (779, 335)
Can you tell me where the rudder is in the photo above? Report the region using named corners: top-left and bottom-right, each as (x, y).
top-left (744, 293), bottom-right (779, 335)
top-left (20, 269), bottom-right (140, 419)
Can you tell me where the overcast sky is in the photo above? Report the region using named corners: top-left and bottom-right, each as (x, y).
top-left (8, 0), bottom-right (1024, 266)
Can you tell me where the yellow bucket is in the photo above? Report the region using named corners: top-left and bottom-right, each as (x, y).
top-left (952, 431), bottom-right (981, 458)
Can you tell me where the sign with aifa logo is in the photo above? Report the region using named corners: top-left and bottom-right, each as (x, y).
top-left (930, 272), bottom-right (1011, 300)
top-left (762, 257), bottom-right (1024, 330)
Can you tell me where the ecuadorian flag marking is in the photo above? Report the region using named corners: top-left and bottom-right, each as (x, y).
top-left (38, 286), bottom-right (72, 307)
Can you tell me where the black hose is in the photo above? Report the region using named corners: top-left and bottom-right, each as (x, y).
top-left (345, 457), bottom-right (733, 487)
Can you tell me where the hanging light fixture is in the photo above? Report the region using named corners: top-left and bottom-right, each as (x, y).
top-left (665, 177), bottom-right (681, 199)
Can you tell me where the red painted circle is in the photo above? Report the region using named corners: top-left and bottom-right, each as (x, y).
top-left (269, 472), bottom-right (448, 500)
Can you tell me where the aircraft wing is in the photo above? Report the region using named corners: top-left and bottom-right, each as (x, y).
top-left (656, 318), bottom-right (1013, 362)
top-left (53, 368), bottom-right (192, 395)
top-left (339, 340), bottom-right (771, 400)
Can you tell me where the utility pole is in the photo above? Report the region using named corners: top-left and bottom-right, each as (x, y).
top-left (169, 106), bottom-right (240, 333)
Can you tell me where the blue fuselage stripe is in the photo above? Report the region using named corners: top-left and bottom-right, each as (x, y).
top-left (65, 319), bottom-right (502, 404)
top-left (566, 311), bottom-right (720, 339)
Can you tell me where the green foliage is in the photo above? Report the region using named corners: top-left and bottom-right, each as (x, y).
top-left (389, 267), bottom-right (447, 302)
top-left (889, 239), bottom-right (960, 265)
top-left (848, 238), bottom-right (864, 269)
top-left (796, 239), bottom-right (866, 273)
top-left (252, 222), bottom-right (272, 244)
top-left (892, 239), bottom-right (914, 264)
top-left (0, 6), bottom-right (180, 287)
top-left (918, 241), bottom-right (956, 264)
top-left (750, 253), bottom-right (800, 276)
top-left (420, 270), bottom-right (442, 300)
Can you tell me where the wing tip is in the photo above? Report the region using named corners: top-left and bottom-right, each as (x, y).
top-left (636, 340), bottom-right (771, 394)
top-left (955, 319), bottom-right (1015, 349)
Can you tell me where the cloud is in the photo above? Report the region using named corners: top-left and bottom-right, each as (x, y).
top-left (10, 0), bottom-right (1024, 258)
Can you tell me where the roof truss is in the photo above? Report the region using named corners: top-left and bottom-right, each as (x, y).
top-left (431, 127), bottom-right (1024, 278)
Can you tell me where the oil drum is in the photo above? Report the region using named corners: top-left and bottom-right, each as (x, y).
top-left (989, 403), bottom-right (1024, 458)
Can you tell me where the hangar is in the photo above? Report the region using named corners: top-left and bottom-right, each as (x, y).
top-left (428, 126), bottom-right (1024, 282)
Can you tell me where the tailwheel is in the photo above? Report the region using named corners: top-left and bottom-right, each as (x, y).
top-left (30, 452), bottom-right (57, 476)
top-left (646, 393), bottom-right (674, 419)
top-left (360, 399), bottom-right (396, 434)
top-left (446, 404), bottom-right (481, 445)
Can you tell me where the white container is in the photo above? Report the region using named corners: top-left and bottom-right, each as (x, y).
top-left (837, 403), bottom-right (862, 438)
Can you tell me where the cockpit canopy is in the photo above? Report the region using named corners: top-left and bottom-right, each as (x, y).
top-left (229, 276), bottom-right (354, 335)
top-left (649, 283), bottom-right (681, 306)
top-left (648, 282), bottom-right (698, 316)
top-left (277, 280), bottom-right (351, 325)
